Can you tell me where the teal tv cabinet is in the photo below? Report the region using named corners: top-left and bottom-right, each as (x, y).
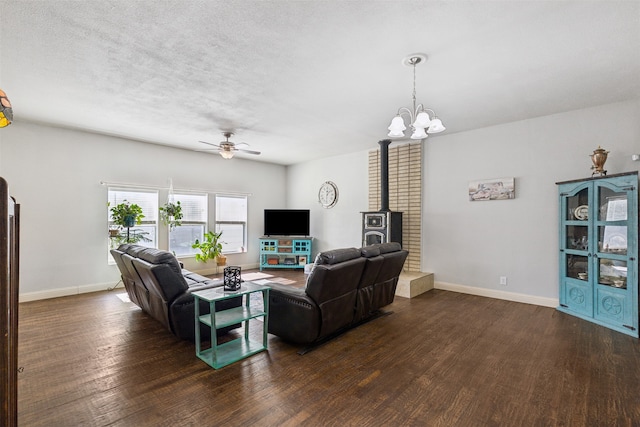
top-left (556, 172), bottom-right (638, 337)
top-left (259, 237), bottom-right (312, 271)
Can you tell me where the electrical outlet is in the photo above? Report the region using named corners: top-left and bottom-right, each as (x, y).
top-left (500, 276), bottom-right (508, 286)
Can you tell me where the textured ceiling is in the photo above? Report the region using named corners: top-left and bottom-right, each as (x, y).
top-left (1, 1), bottom-right (639, 165)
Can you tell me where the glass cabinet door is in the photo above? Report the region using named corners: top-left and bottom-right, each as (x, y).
top-left (592, 180), bottom-right (636, 329)
top-left (559, 184), bottom-right (593, 316)
top-left (595, 185), bottom-right (629, 288)
top-left (565, 187), bottom-right (590, 222)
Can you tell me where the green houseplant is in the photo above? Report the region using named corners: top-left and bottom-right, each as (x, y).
top-left (108, 201), bottom-right (149, 245)
top-left (109, 200), bottom-right (145, 227)
top-left (192, 230), bottom-right (226, 264)
top-left (159, 201), bottom-right (183, 230)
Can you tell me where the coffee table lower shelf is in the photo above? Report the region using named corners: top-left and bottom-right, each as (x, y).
top-left (197, 337), bottom-right (267, 369)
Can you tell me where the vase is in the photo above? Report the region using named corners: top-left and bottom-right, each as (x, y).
top-left (123, 214), bottom-right (137, 227)
top-left (590, 146), bottom-right (609, 176)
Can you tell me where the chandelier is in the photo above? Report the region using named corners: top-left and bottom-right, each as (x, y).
top-left (387, 54), bottom-right (445, 140)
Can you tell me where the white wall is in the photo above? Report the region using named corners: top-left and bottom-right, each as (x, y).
top-left (284, 100), bottom-right (640, 307)
top-left (424, 99), bottom-right (640, 306)
top-left (0, 122), bottom-right (286, 300)
top-left (286, 150), bottom-right (369, 256)
top-left (2, 100), bottom-right (639, 305)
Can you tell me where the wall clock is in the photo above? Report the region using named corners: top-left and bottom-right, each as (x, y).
top-left (318, 181), bottom-right (338, 209)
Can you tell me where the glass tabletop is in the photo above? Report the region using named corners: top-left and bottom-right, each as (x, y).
top-left (192, 281), bottom-right (270, 302)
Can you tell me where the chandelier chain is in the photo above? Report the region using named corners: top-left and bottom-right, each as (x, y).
top-left (412, 61), bottom-right (417, 113)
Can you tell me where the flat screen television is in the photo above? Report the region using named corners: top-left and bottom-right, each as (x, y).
top-left (264, 209), bottom-right (310, 236)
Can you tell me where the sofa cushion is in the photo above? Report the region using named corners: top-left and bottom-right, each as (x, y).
top-left (137, 247), bottom-right (187, 285)
top-left (360, 245), bottom-right (381, 258)
top-left (319, 247), bottom-right (361, 265)
top-left (377, 242), bottom-right (402, 254)
top-left (185, 280), bottom-right (223, 292)
top-left (183, 271), bottom-right (213, 284)
top-left (137, 248), bottom-right (175, 264)
top-left (117, 243), bottom-right (133, 253)
top-left (123, 244), bottom-right (147, 258)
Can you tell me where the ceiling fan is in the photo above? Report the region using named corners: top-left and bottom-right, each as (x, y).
top-left (198, 132), bottom-right (261, 159)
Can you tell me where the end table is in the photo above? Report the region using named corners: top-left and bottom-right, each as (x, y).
top-left (193, 282), bottom-right (270, 369)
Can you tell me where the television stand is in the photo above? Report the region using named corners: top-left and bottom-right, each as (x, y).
top-left (259, 237), bottom-right (313, 271)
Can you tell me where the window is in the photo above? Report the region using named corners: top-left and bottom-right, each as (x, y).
top-left (108, 189), bottom-right (158, 249)
top-left (169, 193), bottom-right (207, 257)
top-left (106, 187), bottom-right (249, 260)
top-left (215, 195), bottom-right (247, 253)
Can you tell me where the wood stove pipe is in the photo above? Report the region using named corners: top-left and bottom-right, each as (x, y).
top-left (378, 139), bottom-right (391, 212)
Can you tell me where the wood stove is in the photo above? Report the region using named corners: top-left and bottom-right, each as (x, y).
top-left (362, 139), bottom-right (402, 247)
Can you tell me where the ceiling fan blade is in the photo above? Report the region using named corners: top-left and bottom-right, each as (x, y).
top-left (236, 148), bottom-right (261, 155)
top-left (199, 140), bottom-right (221, 148)
top-left (198, 135), bottom-right (259, 156)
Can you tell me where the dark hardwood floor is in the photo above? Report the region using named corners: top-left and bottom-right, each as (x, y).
top-left (18, 269), bottom-right (640, 426)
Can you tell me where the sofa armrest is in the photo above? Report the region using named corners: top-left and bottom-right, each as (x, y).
top-left (266, 282), bottom-right (307, 297)
top-left (267, 283), bottom-right (321, 344)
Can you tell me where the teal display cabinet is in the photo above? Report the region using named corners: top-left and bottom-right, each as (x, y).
top-left (556, 172), bottom-right (638, 337)
top-left (259, 237), bottom-right (312, 271)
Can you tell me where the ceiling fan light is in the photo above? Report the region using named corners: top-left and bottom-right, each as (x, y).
top-left (412, 112), bottom-right (431, 128)
top-left (427, 118), bottom-right (446, 133)
top-left (220, 150), bottom-right (234, 159)
top-left (410, 127), bottom-right (428, 140)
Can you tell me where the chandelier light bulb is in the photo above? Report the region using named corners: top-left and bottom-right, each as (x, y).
top-left (387, 116), bottom-right (407, 137)
top-left (426, 118), bottom-right (446, 133)
top-left (412, 111), bottom-right (431, 128)
top-left (410, 127), bottom-right (428, 140)
top-left (387, 129), bottom-right (405, 138)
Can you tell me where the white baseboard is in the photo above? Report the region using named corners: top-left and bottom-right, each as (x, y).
top-left (20, 282), bottom-right (121, 303)
top-left (434, 281), bottom-right (558, 308)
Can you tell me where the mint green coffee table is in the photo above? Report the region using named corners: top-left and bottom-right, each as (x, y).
top-left (193, 282), bottom-right (270, 369)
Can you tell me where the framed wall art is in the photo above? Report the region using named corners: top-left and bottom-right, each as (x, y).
top-left (469, 177), bottom-right (515, 201)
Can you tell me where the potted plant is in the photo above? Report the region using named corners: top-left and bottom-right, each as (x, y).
top-left (159, 200), bottom-right (183, 230)
top-left (109, 200), bottom-right (145, 228)
top-left (108, 201), bottom-right (146, 244)
top-left (192, 230), bottom-right (226, 265)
